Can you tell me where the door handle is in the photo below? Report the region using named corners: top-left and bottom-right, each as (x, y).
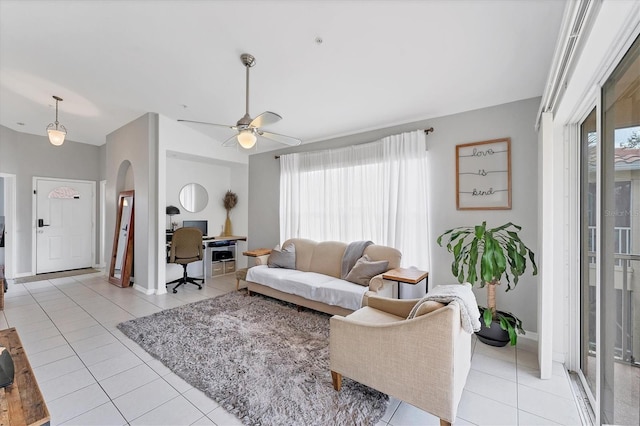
top-left (38, 219), bottom-right (50, 228)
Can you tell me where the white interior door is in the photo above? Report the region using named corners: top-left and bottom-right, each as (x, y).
top-left (36, 179), bottom-right (93, 274)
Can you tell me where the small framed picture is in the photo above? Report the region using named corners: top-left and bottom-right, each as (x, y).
top-left (456, 138), bottom-right (511, 210)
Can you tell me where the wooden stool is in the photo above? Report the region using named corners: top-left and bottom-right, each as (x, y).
top-left (235, 268), bottom-right (248, 291)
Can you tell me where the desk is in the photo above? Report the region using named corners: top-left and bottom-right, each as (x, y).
top-left (202, 236), bottom-right (247, 280)
top-left (166, 236), bottom-right (247, 282)
top-left (382, 268), bottom-right (429, 299)
top-left (203, 236), bottom-right (246, 278)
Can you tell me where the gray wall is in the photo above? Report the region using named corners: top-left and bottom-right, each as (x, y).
top-left (0, 177), bottom-right (4, 214)
top-left (105, 113), bottom-right (158, 293)
top-left (0, 125), bottom-right (102, 274)
top-left (166, 158), bottom-right (233, 234)
top-left (98, 144), bottom-right (107, 181)
top-left (248, 97), bottom-right (540, 331)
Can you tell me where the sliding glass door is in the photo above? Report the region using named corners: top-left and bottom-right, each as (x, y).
top-left (580, 107), bottom-right (597, 401)
top-left (580, 34), bottom-right (639, 425)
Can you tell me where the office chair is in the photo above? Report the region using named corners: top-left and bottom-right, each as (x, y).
top-left (166, 227), bottom-right (204, 293)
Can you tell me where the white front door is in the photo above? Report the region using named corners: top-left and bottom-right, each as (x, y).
top-left (36, 178), bottom-right (94, 274)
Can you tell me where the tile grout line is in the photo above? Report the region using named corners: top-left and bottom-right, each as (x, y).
top-left (19, 277), bottom-right (135, 425)
top-left (514, 345), bottom-right (573, 425)
top-left (44, 276), bottom-right (227, 424)
top-left (104, 275), bottom-right (246, 424)
top-left (8, 275), bottom-right (261, 424)
top-left (515, 344), bottom-right (521, 425)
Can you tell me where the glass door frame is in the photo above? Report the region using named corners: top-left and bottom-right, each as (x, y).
top-left (571, 95), bottom-right (602, 423)
top-left (571, 34), bottom-right (640, 424)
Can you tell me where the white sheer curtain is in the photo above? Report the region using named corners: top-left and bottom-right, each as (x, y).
top-left (279, 130), bottom-right (429, 270)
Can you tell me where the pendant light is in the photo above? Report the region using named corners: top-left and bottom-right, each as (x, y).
top-left (47, 95), bottom-right (66, 146)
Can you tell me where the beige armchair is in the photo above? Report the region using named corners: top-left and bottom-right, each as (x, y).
top-left (329, 293), bottom-right (472, 426)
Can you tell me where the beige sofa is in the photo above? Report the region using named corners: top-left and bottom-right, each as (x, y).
top-left (246, 238), bottom-right (401, 316)
top-left (330, 293), bottom-right (472, 425)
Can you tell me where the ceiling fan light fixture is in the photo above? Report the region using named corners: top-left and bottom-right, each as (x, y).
top-left (237, 130), bottom-right (256, 149)
top-left (46, 95), bottom-right (67, 146)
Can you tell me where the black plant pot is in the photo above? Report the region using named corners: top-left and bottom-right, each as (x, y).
top-left (476, 318), bottom-right (510, 347)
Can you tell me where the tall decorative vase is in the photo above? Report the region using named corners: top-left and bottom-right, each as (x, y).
top-left (223, 211), bottom-right (233, 236)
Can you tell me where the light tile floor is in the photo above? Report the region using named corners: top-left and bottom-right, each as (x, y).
top-left (1, 272), bottom-right (584, 425)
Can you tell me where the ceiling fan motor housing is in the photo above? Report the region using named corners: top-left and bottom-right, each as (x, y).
top-left (236, 113), bottom-right (253, 128)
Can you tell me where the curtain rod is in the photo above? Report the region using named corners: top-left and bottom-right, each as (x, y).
top-left (274, 127), bottom-right (434, 159)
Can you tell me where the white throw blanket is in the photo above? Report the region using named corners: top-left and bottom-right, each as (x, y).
top-left (408, 283), bottom-right (481, 333)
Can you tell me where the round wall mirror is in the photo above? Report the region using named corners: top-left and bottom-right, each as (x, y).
top-left (179, 183), bottom-right (208, 213)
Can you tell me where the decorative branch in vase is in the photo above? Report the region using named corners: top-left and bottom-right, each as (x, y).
top-left (222, 190), bottom-right (237, 237)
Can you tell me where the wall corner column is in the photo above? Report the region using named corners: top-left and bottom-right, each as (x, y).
top-left (538, 111), bottom-right (555, 379)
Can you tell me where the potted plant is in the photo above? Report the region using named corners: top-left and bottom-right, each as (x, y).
top-left (437, 221), bottom-right (537, 346)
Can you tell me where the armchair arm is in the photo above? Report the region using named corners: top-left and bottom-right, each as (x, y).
top-left (254, 254), bottom-right (270, 265)
top-left (365, 292), bottom-right (421, 318)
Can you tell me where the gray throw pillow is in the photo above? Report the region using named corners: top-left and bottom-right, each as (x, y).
top-left (267, 243), bottom-right (296, 269)
top-left (345, 254), bottom-right (389, 286)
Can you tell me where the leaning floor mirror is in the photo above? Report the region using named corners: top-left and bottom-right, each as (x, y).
top-left (109, 190), bottom-right (134, 287)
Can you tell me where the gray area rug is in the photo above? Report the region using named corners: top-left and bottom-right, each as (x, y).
top-left (13, 268), bottom-right (100, 284)
top-left (117, 292), bottom-right (388, 426)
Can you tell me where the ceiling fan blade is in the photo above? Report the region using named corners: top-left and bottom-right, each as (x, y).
top-left (221, 134), bottom-right (239, 147)
top-left (178, 119), bottom-right (236, 130)
top-left (259, 131), bottom-right (302, 146)
top-left (249, 111), bottom-right (282, 128)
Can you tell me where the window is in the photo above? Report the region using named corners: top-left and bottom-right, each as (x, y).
top-left (279, 130), bottom-right (429, 269)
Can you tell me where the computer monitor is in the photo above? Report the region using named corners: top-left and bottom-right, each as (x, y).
top-left (182, 220), bottom-right (208, 237)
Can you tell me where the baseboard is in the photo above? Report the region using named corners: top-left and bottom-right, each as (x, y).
top-left (517, 330), bottom-right (566, 363)
top-left (513, 331), bottom-right (567, 364)
top-left (132, 283), bottom-right (154, 295)
top-left (520, 329), bottom-right (538, 339)
top-left (12, 272), bottom-right (32, 279)
top-left (518, 330), bottom-right (538, 353)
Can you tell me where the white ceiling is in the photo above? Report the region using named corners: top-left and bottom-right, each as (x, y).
top-left (0, 0), bottom-right (566, 152)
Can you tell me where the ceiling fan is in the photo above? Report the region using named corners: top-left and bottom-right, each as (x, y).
top-left (178, 53), bottom-right (301, 150)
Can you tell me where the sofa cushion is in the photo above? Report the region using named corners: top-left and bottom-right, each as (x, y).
top-left (345, 255), bottom-right (389, 286)
top-left (268, 243), bottom-right (296, 269)
top-left (309, 241), bottom-right (347, 278)
top-left (246, 265), bottom-right (367, 311)
top-left (282, 238), bottom-right (318, 272)
top-left (283, 239), bottom-right (347, 278)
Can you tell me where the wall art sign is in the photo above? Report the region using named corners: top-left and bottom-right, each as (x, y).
top-left (456, 137), bottom-right (511, 210)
